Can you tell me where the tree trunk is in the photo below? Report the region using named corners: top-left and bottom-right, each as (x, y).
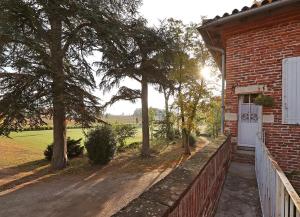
top-left (49, 11), bottom-right (68, 169)
top-left (181, 115), bottom-right (186, 148)
top-left (186, 132), bottom-right (191, 154)
top-left (163, 89), bottom-right (171, 140)
top-left (183, 128), bottom-right (191, 155)
top-left (51, 55), bottom-right (68, 169)
top-left (178, 83), bottom-right (186, 149)
top-left (141, 75), bottom-right (150, 157)
top-left (52, 91), bottom-right (67, 169)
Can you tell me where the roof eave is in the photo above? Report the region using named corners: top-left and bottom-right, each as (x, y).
top-left (198, 0), bottom-right (300, 68)
top-left (198, 0), bottom-right (298, 30)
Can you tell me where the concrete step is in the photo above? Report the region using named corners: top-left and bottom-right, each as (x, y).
top-left (237, 146), bottom-right (255, 151)
top-left (233, 147), bottom-right (255, 165)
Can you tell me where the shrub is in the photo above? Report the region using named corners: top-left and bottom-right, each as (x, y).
top-left (254, 94), bottom-right (275, 107)
top-left (114, 124), bottom-right (137, 152)
top-left (174, 129), bottom-right (181, 139)
top-left (153, 121), bottom-right (176, 140)
top-left (84, 125), bottom-right (116, 165)
top-left (44, 137), bottom-right (84, 161)
top-left (189, 134), bottom-right (197, 147)
top-left (127, 141), bottom-right (141, 149)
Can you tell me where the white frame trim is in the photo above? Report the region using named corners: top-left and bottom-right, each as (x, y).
top-left (282, 56), bottom-right (300, 125)
top-left (282, 58), bottom-right (287, 124)
top-left (238, 95), bottom-right (263, 148)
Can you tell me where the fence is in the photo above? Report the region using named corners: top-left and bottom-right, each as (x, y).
top-left (113, 136), bottom-right (232, 217)
top-left (255, 140), bottom-right (300, 217)
top-left (168, 136), bottom-right (232, 217)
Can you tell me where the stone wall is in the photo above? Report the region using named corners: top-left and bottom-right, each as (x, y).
top-left (113, 136), bottom-right (232, 217)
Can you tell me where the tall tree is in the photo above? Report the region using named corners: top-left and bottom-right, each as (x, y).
top-left (157, 80), bottom-right (175, 140)
top-left (205, 96), bottom-right (221, 138)
top-left (99, 18), bottom-right (167, 157)
top-left (177, 79), bottom-right (209, 154)
top-left (155, 52), bottom-right (175, 140)
top-left (158, 19), bottom-right (210, 154)
top-left (0, 0), bottom-right (140, 169)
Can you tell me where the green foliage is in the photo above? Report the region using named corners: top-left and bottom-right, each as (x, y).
top-left (174, 128), bottom-right (181, 138)
top-left (156, 19), bottom-right (211, 154)
top-left (44, 138), bottom-right (84, 161)
top-left (189, 134), bottom-right (197, 147)
top-left (114, 124), bottom-right (137, 151)
top-left (98, 18), bottom-right (168, 104)
top-left (205, 97), bottom-right (221, 138)
top-left (254, 94), bottom-right (275, 107)
top-left (0, 0), bottom-right (140, 136)
top-left (148, 108), bottom-right (157, 140)
top-left (84, 125), bottom-right (116, 165)
top-left (153, 120), bottom-right (176, 140)
top-left (98, 18), bottom-right (170, 156)
top-left (22, 125), bottom-right (85, 131)
top-left (126, 141), bottom-right (141, 149)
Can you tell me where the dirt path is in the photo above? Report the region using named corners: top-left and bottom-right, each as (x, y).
top-left (0, 140), bottom-right (207, 217)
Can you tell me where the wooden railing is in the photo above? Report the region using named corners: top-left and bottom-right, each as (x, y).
top-left (255, 140), bottom-right (300, 217)
top-left (113, 136), bottom-right (232, 217)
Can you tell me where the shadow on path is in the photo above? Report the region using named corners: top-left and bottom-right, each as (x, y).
top-left (0, 140), bottom-right (207, 217)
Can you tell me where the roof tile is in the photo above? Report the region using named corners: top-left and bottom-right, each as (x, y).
top-left (206, 0), bottom-right (283, 24)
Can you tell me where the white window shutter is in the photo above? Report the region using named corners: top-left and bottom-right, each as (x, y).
top-left (282, 57), bottom-right (300, 124)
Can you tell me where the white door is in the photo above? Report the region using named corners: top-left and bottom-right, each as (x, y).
top-left (238, 95), bottom-right (262, 147)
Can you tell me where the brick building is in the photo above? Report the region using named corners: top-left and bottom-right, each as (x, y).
top-left (199, 0), bottom-right (300, 190)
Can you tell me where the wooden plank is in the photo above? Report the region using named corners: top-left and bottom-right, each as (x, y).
top-left (276, 173), bottom-right (281, 217)
top-left (290, 200), bottom-right (295, 217)
top-left (281, 185), bottom-right (286, 217)
top-left (284, 190), bottom-right (289, 217)
top-left (276, 169), bottom-right (300, 212)
top-left (256, 141), bottom-right (300, 217)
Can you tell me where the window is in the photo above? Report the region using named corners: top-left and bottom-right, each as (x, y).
top-left (282, 57), bottom-right (300, 124)
top-left (242, 94), bottom-right (258, 104)
top-left (240, 94), bottom-right (259, 123)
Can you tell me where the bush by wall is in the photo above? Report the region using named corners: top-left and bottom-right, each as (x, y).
top-left (113, 124), bottom-right (137, 152)
top-left (84, 125), bottom-right (117, 165)
top-left (44, 137), bottom-right (84, 161)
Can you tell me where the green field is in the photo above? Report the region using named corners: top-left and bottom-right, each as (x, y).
top-left (9, 129), bottom-right (86, 151)
top-left (0, 128), bottom-right (142, 168)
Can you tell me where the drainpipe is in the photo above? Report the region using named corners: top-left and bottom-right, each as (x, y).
top-left (207, 46), bottom-right (225, 134)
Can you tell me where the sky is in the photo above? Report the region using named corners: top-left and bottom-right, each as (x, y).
top-left (104, 0), bottom-right (254, 115)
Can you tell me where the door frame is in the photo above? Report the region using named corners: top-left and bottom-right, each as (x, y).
top-left (237, 95), bottom-right (263, 148)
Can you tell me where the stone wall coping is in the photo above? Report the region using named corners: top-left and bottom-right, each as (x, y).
top-left (113, 136), bottom-right (229, 217)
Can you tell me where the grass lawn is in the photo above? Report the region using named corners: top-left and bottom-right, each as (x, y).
top-left (0, 138), bottom-right (208, 217)
top-left (9, 129), bottom-right (86, 150)
top-left (0, 128), bottom-right (142, 169)
top-left (0, 129), bottom-right (85, 168)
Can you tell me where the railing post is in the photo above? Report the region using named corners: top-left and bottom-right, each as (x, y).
top-left (256, 140), bottom-right (300, 217)
top-left (284, 190), bottom-right (289, 217)
top-left (276, 173), bottom-right (283, 217)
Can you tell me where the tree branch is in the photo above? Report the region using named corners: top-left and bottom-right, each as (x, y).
top-left (62, 22), bottom-right (91, 54)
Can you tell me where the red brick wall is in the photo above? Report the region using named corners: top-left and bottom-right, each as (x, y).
top-left (224, 18), bottom-right (300, 173)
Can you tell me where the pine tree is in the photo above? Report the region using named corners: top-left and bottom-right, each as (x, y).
top-left (0, 0), bottom-right (140, 169)
top-left (98, 18), bottom-right (167, 157)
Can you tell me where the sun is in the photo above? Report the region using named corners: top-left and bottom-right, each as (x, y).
top-left (200, 66), bottom-right (211, 81)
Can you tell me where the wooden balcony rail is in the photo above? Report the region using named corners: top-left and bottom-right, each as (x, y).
top-left (255, 140), bottom-right (300, 217)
